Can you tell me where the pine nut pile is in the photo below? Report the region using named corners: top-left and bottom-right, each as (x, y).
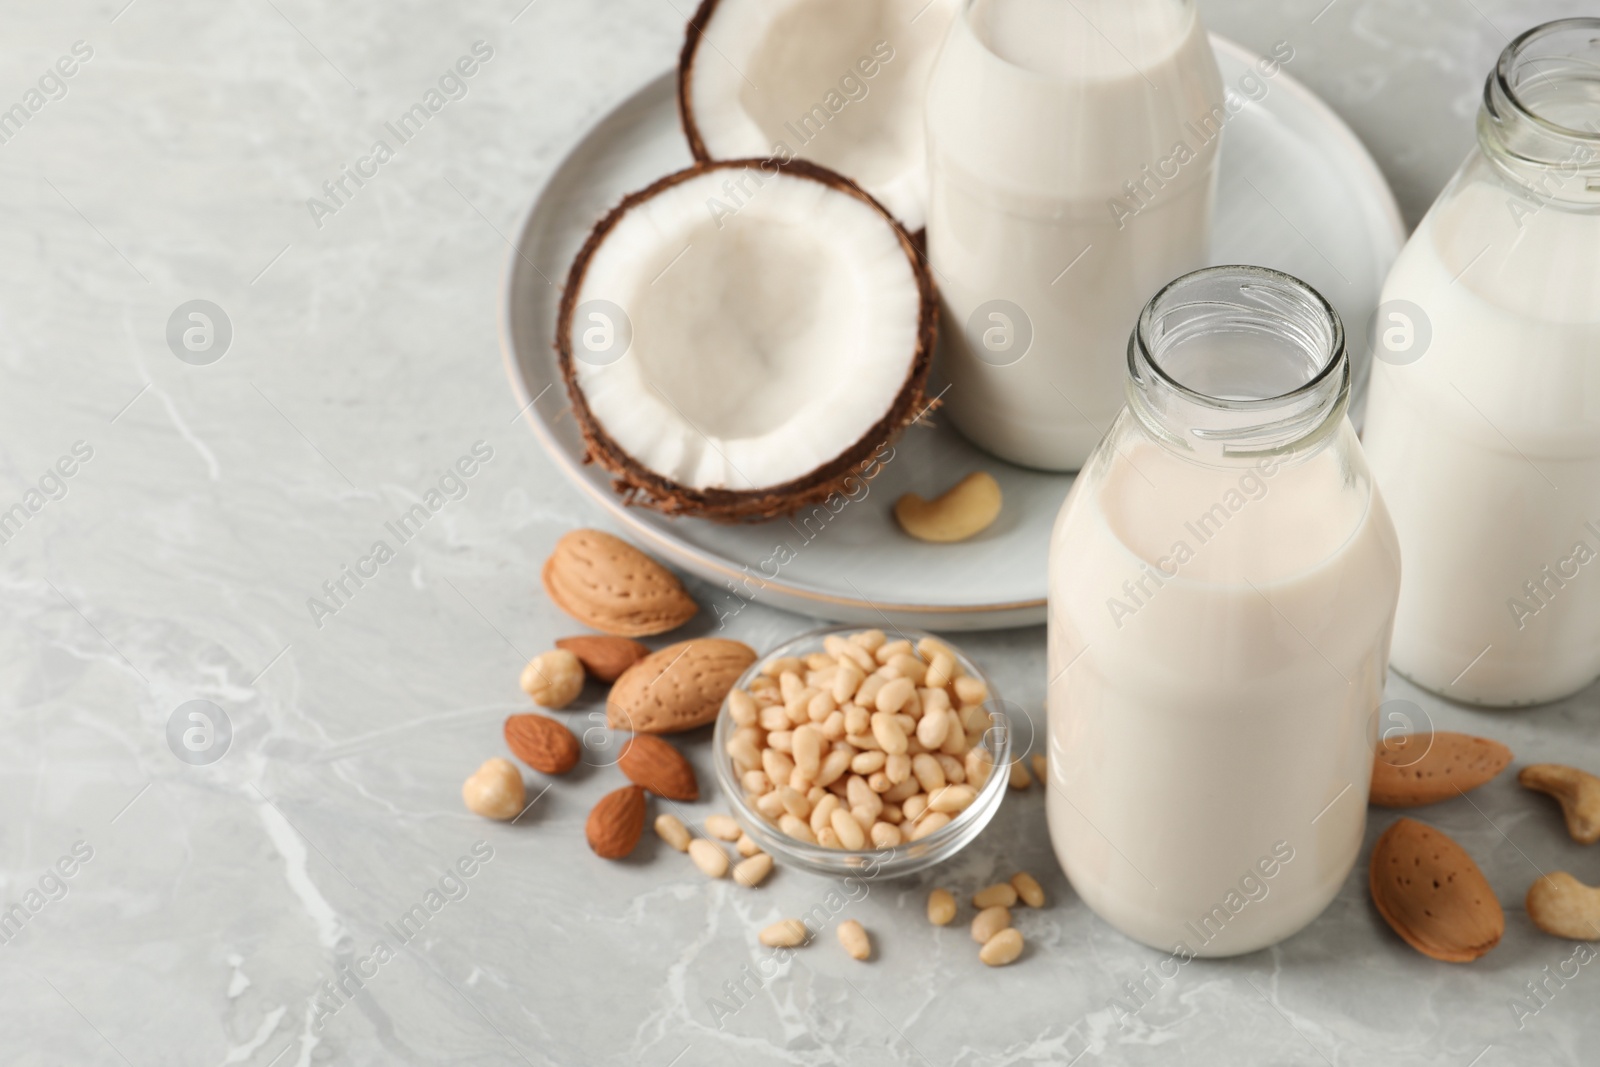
top-left (726, 630), bottom-right (995, 849)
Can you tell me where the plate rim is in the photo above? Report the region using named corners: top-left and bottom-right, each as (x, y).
top-left (497, 36), bottom-right (1407, 621)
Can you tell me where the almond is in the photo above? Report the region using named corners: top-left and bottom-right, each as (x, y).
top-left (542, 529), bottom-right (697, 637)
top-left (586, 784), bottom-right (647, 859)
top-left (1368, 731), bottom-right (1512, 807)
top-left (556, 635), bottom-right (650, 683)
top-left (504, 713), bottom-right (581, 775)
top-left (1369, 817), bottom-right (1503, 962)
top-left (607, 638), bottom-right (757, 734)
top-left (617, 734), bottom-right (699, 800)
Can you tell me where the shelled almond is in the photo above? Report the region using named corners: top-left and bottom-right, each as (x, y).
top-left (724, 630), bottom-right (997, 851)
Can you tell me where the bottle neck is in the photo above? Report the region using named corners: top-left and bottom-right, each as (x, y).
top-left (1127, 266), bottom-right (1348, 463)
top-left (1478, 18), bottom-right (1600, 208)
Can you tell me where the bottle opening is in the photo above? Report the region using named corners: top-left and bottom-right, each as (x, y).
top-left (1129, 265), bottom-right (1347, 457)
top-left (1498, 19), bottom-right (1600, 140)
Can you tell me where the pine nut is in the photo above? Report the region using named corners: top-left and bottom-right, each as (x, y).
top-left (816, 748), bottom-right (853, 788)
top-left (727, 736), bottom-right (761, 771)
top-left (762, 749), bottom-right (795, 786)
top-left (902, 793), bottom-right (929, 821)
top-left (971, 905), bottom-right (1011, 943)
top-left (1009, 759), bottom-right (1031, 790)
top-left (654, 813), bottom-right (690, 852)
top-left (742, 770), bottom-right (772, 795)
top-left (759, 704), bottom-right (791, 732)
top-left (821, 710), bottom-right (847, 741)
top-left (843, 704), bottom-right (871, 736)
top-left (855, 673), bottom-right (887, 709)
top-left (837, 919), bottom-right (871, 961)
top-left (871, 713), bottom-right (909, 755)
top-left (954, 676), bottom-right (988, 706)
top-left (1031, 753), bottom-right (1047, 785)
top-left (940, 723), bottom-right (970, 757)
top-left (733, 852), bottom-right (773, 887)
top-left (846, 731), bottom-right (881, 752)
top-left (915, 635), bottom-right (955, 662)
top-left (925, 652), bottom-right (957, 690)
top-left (779, 814), bottom-right (815, 843)
top-left (831, 807), bottom-right (867, 850)
top-left (810, 793), bottom-right (841, 836)
top-left (728, 689), bottom-right (758, 726)
top-left (831, 662), bottom-right (864, 703)
top-left (883, 777), bottom-right (920, 803)
top-left (979, 928), bottom-right (1024, 966)
top-left (689, 839), bottom-right (729, 878)
top-left (760, 919), bottom-right (808, 947)
top-left (779, 671), bottom-right (805, 703)
top-left (851, 750), bottom-right (886, 775)
top-left (807, 690), bottom-right (836, 723)
top-left (879, 801), bottom-right (903, 824)
top-left (909, 811), bottom-right (951, 839)
top-left (912, 753), bottom-right (947, 793)
top-left (885, 752), bottom-right (912, 785)
top-left (888, 654), bottom-right (927, 685)
top-left (966, 749), bottom-right (993, 788)
top-left (756, 791), bottom-right (786, 819)
top-left (973, 883), bottom-right (1018, 909)
top-left (736, 833), bottom-right (761, 857)
top-left (776, 786), bottom-right (810, 819)
top-left (870, 822), bottom-right (902, 847)
top-left (929, 784), bottom-right (978, 813)
top-left (876, 639), bottom-right (913, 664)
top-left (867, 770), bottom-right (892, 793)
top-left (1012, 871), bottom-right (1045, 908)
top-left (768, 730), bottom-right (794, 753)
top-left (927, 888), bottom-right (957, 926)
top-left (817, 826), bottom-right (841, 848)
top-left (704, 815), bottom-right (740, 841)
top-left (916, 705), bottom-right (950, 749)
top-left (875, 677), bottom-right (916, 715)
top-left (853, 629), bottom-right (887, 652)
top-left (936, 754), bottom-right (966, 784)
top-left (792, 725), bottom-right (823, 779)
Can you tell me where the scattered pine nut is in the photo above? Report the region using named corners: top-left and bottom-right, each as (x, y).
top-left (688, 839), bottom-right (729, 878)
top-left (927, 888), bottom-right (957, 926)
top-left (705, 815), bottom-right (741, 841)
top-left (971, 905), bottom-right (1011, 944)
top-left (1012, 871), bottom-right (1046, 908)
top-left (980, 927), bottom-right (1024, 966)
top-left (1030, 753), bottom-right (1047, 785)
top-left (837, 919), bottom-right (872, 961)
top-left (1008, 759), bottom-right (1031, 790)
top-left (972, 882), bottom-right (1018, 909)
top-left (733, 852), bottom-right (773, 887)
top-left (760, 919), bottom-right (809, 947)
top-left (654, 813), bottom-right (691, 852)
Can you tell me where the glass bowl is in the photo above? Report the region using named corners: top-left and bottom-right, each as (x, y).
top-left (712, 624), bottom-right (1011, 879)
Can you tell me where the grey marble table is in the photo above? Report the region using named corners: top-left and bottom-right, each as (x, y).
top-left (3, 0), bottom-right (1597, 1064)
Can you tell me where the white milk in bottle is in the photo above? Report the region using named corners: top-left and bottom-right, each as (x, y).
top-left (1047, 267), bottom-right (1401, 955)
top-left (1361, 19), bottom-right (1600, 706)
top-left (926, 0), bottom-right (1225, 470)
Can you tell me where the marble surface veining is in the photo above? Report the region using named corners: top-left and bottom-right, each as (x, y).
top-left (1, 0), bottom-right (1597, 1064)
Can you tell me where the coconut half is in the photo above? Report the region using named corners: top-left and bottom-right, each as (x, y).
top-left (678, 0), bottom-right (960, 233)
top-left (558, 159), bottom-right (936, 522)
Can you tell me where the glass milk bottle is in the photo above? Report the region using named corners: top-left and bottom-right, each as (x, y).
top-left (1046, 266), bottom-right (1401, 956)
top-left (926, 0), bottom-right (1225, 471)
top-left (1361, 19), bottom-right (1600, 707)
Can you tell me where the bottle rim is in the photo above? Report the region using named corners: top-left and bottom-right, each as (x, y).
top-left (1131, 264), bottom-right (1345, 410)
top-left (1490, 18), bottom-right (1600, 144)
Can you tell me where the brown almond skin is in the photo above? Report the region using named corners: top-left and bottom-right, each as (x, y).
top-left (1369, 817), bottom-right (1504, 962)
top-left (542, 530), bottom-right (697, 637)
top-left (1519, 764), bottom-right (1600, 845)
top-left (617, 734), bottom-right (699, 801)
top-left (586, 785), bottom-right (647, 859)
top-left (1369, 732), bottom-right (1512, 807)
top-left (607, 638), bottom-right (757, 734)
top-left (504, 714), bottom-right (581, 775)
top-left (556, 635), bottom-right (650, 683)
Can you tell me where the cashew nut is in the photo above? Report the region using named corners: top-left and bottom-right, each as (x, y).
top-left (1526, 872), bottom-right (1600, 940)
top-left (1519, 763), bottom-right (1600, 844)
top-left (894, 471), bottom-right (1002, 543)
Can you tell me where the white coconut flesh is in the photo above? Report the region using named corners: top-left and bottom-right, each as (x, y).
top-left (570, 168), bottom-right (923, 493)
top-left (685, 0), bottom-right (960, 231)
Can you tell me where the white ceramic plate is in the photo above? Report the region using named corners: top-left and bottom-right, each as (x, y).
top-left (500, 37), bottom-right (1405, 631)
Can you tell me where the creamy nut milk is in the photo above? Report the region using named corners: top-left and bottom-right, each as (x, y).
top-left (926, 0), bottom-right (1224, 470)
